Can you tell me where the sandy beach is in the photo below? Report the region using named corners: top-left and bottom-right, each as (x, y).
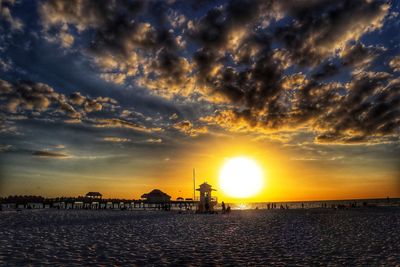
top-left (0, 207), bottom-right (399, 266)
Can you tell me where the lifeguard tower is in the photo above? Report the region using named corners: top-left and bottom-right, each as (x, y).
top-left (196, 182), bottom-right (217, 213)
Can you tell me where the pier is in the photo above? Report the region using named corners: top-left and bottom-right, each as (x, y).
top-left (0, 195), bottom-right (199, 211)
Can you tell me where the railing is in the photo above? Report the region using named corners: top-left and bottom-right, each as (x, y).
top-left (194, 196), bottom-right (218, 203)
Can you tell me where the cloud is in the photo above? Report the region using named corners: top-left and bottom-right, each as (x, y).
top-left (64, 118), bottom-right (81, 124)
top-left (0, 79), bottom-right (118, 119)
top-left (146, 138), bottom-right (162, 143)
top-left (389, 55), bottom-right (400, 72)
top-left (169, 113), bottom-right (178, 120)
top-left (275, 0), bottom-right (389, 65)
top-left (137, 49), bottom-right (194, 98)
top-left (93, 118), bottom-right (161, 133)
top-left (34, 0), bottom-right (398, 144)
top-left (0, 58), bottom-right (13, 72)
top-left (1, 80), bottom-right (57, 113)
top-left (188, 0), bottom-right (261, 50)
top-left (43, 28), bottom-right (74, 48)
top-left (0, 144), bottom-right (12, 152)
top-left (102, 137), bottom-right (131, 143)
top-left (291, 156), bottom-right (344, 161)
top-left (69, 92), bottom-right (86, 106)
top-left (200, 70), bottom-right (400, 144)
top-left (314, 72), bottom-right (400, 143)
top-left (38, 0), bottom-right (187, 98)
top-left (0, 79), bottom-right (13, 94)
top-left (32, 150), bottom-right (70, 158)
top-left (0, 120), bottom-right (19, 135)
top-left (100, 73), bottom-right (127, 85)
top-left (0, 0), bottom-right (24, 31)
top-left (173, 120), bottom-right (208, 137)
top-left (340, 43), bottom-right (383, 69)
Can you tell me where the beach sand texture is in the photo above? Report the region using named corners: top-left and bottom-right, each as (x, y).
top-left (1, 208), bottom-right (399, 266)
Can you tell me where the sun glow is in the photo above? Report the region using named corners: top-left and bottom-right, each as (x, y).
top-left (219, 157), bottom-right (264, 198)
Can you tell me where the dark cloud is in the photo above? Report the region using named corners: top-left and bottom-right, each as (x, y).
top-left (39, 0), bottom-right (181, 89)
top-left (315, 72), bottom-right (400, 143)
top-left (0, 80), bottom-right (59, 113)
top-left (31, 0), bottom-right (399, 144)
top-left (0, 79), bottom-right (118, 119)
top-left (275, 0), bottom-right (388, 66)
top-left (92, 118), bottom-right (162, 133)
top-left (0, 79), bottom-right (13, 94)
top-left (0, 0), bottom-right (24, 31)
top-left (69, 92), bottom-right (86, 106)
top-left (32, 150), bottom-right (69, 158)
top-left (173, 120), bottom-right (208, 137)
top-left (389, 55), bottom-right (400, 72)
top-left (341, 43), bottom-right (383, 69)
top-left (188, 0), bottom-right (395, 144)
top-left (188, 0), bottom-right (262, 48)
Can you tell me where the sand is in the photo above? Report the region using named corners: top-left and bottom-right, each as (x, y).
top-left (0, 208), bottom-right (399, 266)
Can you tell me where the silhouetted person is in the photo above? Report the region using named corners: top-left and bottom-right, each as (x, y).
top-left (226, 205), bottom-right (231, 213)
top-left (301, 203), bottom-right (304, 209)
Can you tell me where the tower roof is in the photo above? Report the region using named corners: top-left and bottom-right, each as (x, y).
top-left (196, 182), bottom-right (216, 191)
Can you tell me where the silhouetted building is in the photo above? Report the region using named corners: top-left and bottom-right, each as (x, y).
top-left (85, 192), bottom-right (102, 199)
top-left (196, 182), bottom-right (217, 212)
top-left (141, 189), bottom-right (171, 203)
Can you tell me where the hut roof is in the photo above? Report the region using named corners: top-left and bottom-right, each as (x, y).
top-left (196, 182), bottom-right (216, 191)
top-left (141, 189), bottom-right (171, 199)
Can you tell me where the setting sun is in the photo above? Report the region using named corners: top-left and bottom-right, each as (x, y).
top-left (219, 157), bottom-right (264, 198)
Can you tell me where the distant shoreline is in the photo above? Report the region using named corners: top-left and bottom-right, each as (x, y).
top-left (1, 196), bottom-right (399, 211)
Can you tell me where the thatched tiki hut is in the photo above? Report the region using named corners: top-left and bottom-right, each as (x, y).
top-left (141, 189), bottom-right (171, 203)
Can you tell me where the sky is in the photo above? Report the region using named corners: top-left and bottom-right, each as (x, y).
top-left (0, 0), bottom-right (399, 202)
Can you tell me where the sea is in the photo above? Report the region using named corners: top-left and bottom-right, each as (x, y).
top-left (223, 197), bottom-right (400, 210)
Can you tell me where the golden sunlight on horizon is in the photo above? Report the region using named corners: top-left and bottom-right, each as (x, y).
top-left (5, 135), bottom-right (397, 202)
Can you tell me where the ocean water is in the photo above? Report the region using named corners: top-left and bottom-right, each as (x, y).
top-left (223, 198), bottom-right (400, 210)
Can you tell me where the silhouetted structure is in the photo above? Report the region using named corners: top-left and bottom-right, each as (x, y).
top-left (196, 182), bottom-right (217, 213)
top-left (85, 192), bottom-right (102, 199)
top-left (141, 189), bottom-right (171, 203)
top-left (0, 193), bottom-right (198, 211)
